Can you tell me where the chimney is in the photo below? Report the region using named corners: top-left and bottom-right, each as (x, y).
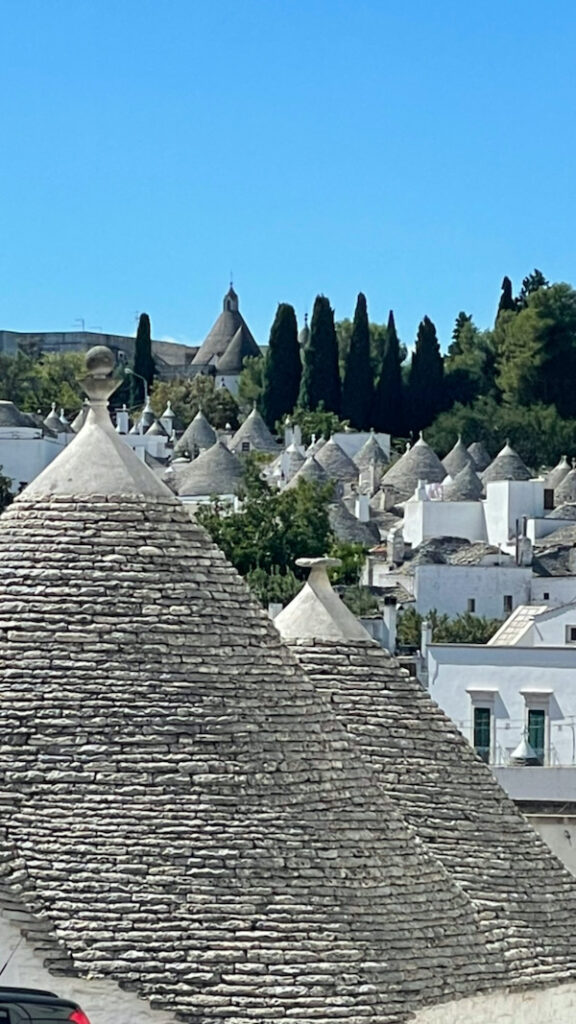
top-left (116, 404), bottom-right (130, 434)
top-left (420, 618), bottom-right (432, 659)
top-left (355, 493), bottom-right (370, 522)
top-left (383, 596), bottom-right (397, 654)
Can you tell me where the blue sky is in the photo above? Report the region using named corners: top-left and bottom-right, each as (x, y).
top-left (0, 0), bottom-right (575, 351)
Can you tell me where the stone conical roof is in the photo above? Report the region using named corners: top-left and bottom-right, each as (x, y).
top-left (306, 434), bottom-right (326, 457)
top-left (216, 322), bottom-right (261, 373)
top-left (192, 286), bottom-right (259, 366)
top-left (328, 499), bottom-right (380, 545)
top-left (229, 406), bottom-right (278, 454)
top-left (276, 565), bottom-right (576, 990)
top-left (380, 436), bottom-right (446, 499)
top-left (43, 402), bottom-right (63, 433)
top-left (467, 440), bottom-right (492, 472)
top-left (0, 346), bottom-right (502, 1022)
top-left (544, 455), bottom-right (571, 491)
top-left (555, 467), bottom-right (576, 505)
top-left (71, 399), bottom-right (90, 433)
top-left (173, 407), bottom-right (217, 456)
top-left (315, 437), bottom-right (359, 483)
top-left (284, 453), bottom-right (330, 490)
top-left (481, 442), bottom-right (532, 484)
top-left (169, 439), bottom-right (244, 496)
top-left (442, 436), bottom-right (474, 477)
top-left (442, 463), bottom-right (484, 502)
top-left (0, 400), bottom-right (36, 429)
top-left (353, 430), bottom-right (390, 472)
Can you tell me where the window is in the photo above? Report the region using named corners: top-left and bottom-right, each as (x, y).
top-left (241, 441), bottom-right (250, 453)
top-left (467, 598), bottom-right (476, 613)
top-left (528, 708), bottom-right (546, 765)
top-left (473, 707), bottom-right (491, 763)
top-left (503, 594), bottom-right (513, 614)
top-left (544, 488), bottom-right (554, 510)
top-left (565, 625), bottom-right (576, 644)
top-left (543, 591), bottom-right (550, 600)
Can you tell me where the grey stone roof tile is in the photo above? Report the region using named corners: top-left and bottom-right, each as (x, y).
top-left (467, 441), bottom-right (492, 472)
top-left (169, 440), bottom-right (244, 496)
top-left (441, 437), bottom-right (474, 478)
top-left (174, 408), bottom-right (217, 456)
top-left (315, 438), bottom-right (359, 484)
top-left (481, 443), bottom-right (532, 484)
top-left (381, 437), bottom-right (446, 500)
top-left (229, 407), bottom-right (279, 455)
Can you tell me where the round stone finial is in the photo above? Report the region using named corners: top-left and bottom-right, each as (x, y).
top-left (85, 346), bottom-right (116, 377)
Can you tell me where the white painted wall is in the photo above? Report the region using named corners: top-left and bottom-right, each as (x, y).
top-left (484, 479), bottom-right (545, 550)
top-left (0, 432), bottom-right (66, 491)
top-left (414, 564), bottom-right (531, 618)
top-left (403, 499), bottom-right (487, 548)
top-left (426, 643), bottom-right (576, 766)
top-left (531, 576), bottom-right (576, 606)
top-left (414, 981), bottom-right (576, 1024)
top-left (0, 910), bottom-right (176, 1024)
top-left (526, 815), bottom-right (576, 877)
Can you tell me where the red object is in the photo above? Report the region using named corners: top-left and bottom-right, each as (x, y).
top-left (68, 1011), bottom-right (91, 1024)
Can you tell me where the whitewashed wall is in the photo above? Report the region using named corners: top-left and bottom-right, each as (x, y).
top-left (414, 981), bottom-right (576, 1024)
top-left (484, 479), bottom-right (545, 551)
top-left (0, 910), bottom-right (176, 1024)
top-left (427, 643), bottom-right (576, 766)
top-left (403, 499), bottom-right (487, 548)
top-left (0, 434), bottom-right (65, 491)
top-left (414, 564), bottom-right (531, 618)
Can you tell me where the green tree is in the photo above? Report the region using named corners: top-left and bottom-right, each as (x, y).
top-left (495, 283), bottom-right (576, 417)
top-left (406, 316), bottom-right (445, 434)
top-left (371, 310), bottom-right (404, 435)
top-left (290, 405), bottom-right (348, 445)
top-left (237, 354), bottom-right (265, 412)
top-left (517, 269), bottom-right (549, 310)
top-left (261, 304), bottom-right (301, 429)
top-left (131, 313), bottom-right (155, 406)
top-left (336, 317), bottom-right (387, 377)
top-left (397, 607), bottom-right (502, 648)
top-left (151, 374), bottom-right (239, 429)
top-left (298, 295), bottom-right (341, 414)
top-left (0, 465), bottom-right (13, 513)
top-left (341, 293), bottom-right (373, 429)
top-left (0, 351), bottom-right (84, 415)
top-left (444, 318), bottom-right (496, 406)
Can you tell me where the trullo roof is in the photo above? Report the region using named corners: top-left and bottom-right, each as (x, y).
top-left (228, 406), bottom-right (279, 454)
top-left (173, 407), bottom-right (217, 456)
top-left (442, 436), bottom-right (474, 477)
top-left (481, 442), bottom-right (532, 484)
top-left (192, 285), bottom-right (259, 366)
top-left (315, 436), bottom-right (359, 483)
top-left (544, 455), bottom-right (571, 491)
top-left (169, 439), bottom-right (244, 496)
top-left (442, 462), bottom-right (484, 502)
top-left (276, 563), bottom-right (576, 991)
top-left (380, 435), bottom-right (446, 499)
top-left (467, 440), bottom-right (492, 472)
top-left (0, 345), bottom-right (510, 1022)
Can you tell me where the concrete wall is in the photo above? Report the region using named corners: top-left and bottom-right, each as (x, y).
top-left (414, 981), bottom-right (576, 1024)
top-left (426, 643), bottom-right (576, 766)
top-left (484, 479), bottom-right (545, 550)
top-left (414, 564), bottom-right (531, 618)
top-left (0, 910), bottom-right (176, 1024)
top-left (531, 576), bottom-right (576, 606)
top-left (403, 499), bottom-right (487, 548)
top-left (0, 433), bottom-right (66, 491)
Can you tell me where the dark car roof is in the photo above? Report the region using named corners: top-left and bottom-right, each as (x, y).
top-left (0, 987), bottom-right (78, 1008)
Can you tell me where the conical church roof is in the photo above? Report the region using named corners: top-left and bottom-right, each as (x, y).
top-left (216, 322), bottom-right (261, 373)
top-left (467, 440), bottom-right (492, 472)
top-left (544, 455), bottom-right (571, 491)
top-left (442, 436), bottom-right (474, 477)
top-left (315, 436), bottom-right (359, 483)
top-left (192, 286), bottom-right (259, 366)
top-left (481, 442), bottom-right (532, 484)
top-left (442, 463), bottom-right (484, 502)
top-left (0, 345), bottom-right (501, 1021)
top-left (174, 407), bottom-right (217, 456)
top-left (169, 439), bottom-right (244, 496)
top-left (381, 436), bottom-right (446, 499)
top-left (276, 564), bottom-right (576, 989)
top-left (229, 406), bottom-right (279, 454)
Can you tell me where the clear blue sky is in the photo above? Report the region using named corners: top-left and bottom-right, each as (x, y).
top-left (1, 0), bottom-right (575, 351)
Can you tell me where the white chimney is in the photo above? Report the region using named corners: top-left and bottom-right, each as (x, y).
top-left (116, 405), bottom-right (130, 434)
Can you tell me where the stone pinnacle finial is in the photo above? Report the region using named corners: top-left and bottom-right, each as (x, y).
top-left (80, 346), bottom-right (120, 415)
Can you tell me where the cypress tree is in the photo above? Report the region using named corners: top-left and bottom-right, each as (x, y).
top-left (298, 295), bottom-right (341, 414)
top-left (371, 310), bottom-right (404, 435)
top-left (407, 315), bottom-right (444, 434)
top-left (341, 293), bottom-right (373, 429)
top-left (260, 304), bottom-right (301, 429)
top-left (496, 276), bottom-right (517, 319)
top-left (131, 313), bottom-right (155, 405)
